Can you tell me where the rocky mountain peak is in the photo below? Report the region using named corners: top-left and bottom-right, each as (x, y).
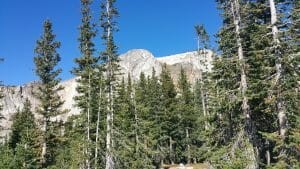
top-left (0, 49), bottom-right (213, 138)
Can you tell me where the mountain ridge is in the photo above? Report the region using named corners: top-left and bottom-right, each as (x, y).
top-left (0, 49), bottom-right (213, 138)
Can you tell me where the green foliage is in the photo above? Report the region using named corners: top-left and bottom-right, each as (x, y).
top-left (34, 19), bottom-right (66, 167)
top-left (0, 143), bottom-right (14, 169)
top-left (9, 99), bottom-right (39, 169)
top-left (1, 0), bottom-right (299, 168)
top-left (70, 0), bottom-right (99, 167)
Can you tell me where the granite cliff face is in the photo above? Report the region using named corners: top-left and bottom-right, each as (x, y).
top-left (0, 49), bottom-right (213, 137)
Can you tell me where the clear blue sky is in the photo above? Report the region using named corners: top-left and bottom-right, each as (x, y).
top-left (0, 0), bottom-right (221, 85)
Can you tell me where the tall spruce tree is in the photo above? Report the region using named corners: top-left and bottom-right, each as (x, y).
top-left (195, 24), bottom-right (210, 130)
top-left (11, 99), bottom-right (39, 168)
top-left (133, 73), bottom-right (155, 168)
top-left (159, 64), bottom-right (178, 165)
top-left (147, 68), bottom-right (164, 167)
top-left (93, 64), bottom-right (106, 169)
top-left (34, 19), bottom-right (66, 167)
top-left (0, 143), bottom-right (14, 169)
top-left (177, 67), bottom-right (196, 164)
top-left (214, 0), bottom-right (260, 168)
top-left (99, 0), bottom-right (120, 168)
top-left (71, 0), bottom-right (97, 168)
top-left (265, 0), bottom-right (300, 167)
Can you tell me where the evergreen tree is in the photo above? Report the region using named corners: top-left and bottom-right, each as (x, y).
top-left (0, 143), bottom-right (14, 169)
top-left (147, 68), bottom-right (164, 167)
top-left (176, 67), bottom-right (196, 164)
top-left (213, 0), bottom-right (259, 168)
top-left (34, 19), bottom-right (66, 167)
top-left (159, 64), bottom-right (178, 165)
top-left (264, 0), bottom-right (300, 167)
top-left (195, 24), bottom-right (210, 130)
top-left (71, 0), bottom-right (97, 168)
top-left (99, 0), bottom-right (120, 168)
top-left (93, 64), bottom-right (106, 169)
top-left (9, 99), bottom-right (39, 169)
top-left (9, 100), bottom-right (36, 149)
top-left (133, 73), bottom-right (155, 168)
top-left (114, 76), bottom-right (133, 168)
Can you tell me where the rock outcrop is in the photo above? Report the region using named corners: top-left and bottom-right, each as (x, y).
top-left (0, 49), bottom-right (213, 138)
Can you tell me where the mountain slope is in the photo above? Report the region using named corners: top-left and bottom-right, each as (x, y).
top-left (0, 49), bottom-right (213, 137)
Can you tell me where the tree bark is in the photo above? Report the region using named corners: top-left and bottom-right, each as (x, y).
top-left (197, 36), bottom-right (209, 130)
top-left (95, 85), bottom-right (102, 168)
top-left (230, 0), bottom-right (258, 168)
top-left (186, 128), bottom-right (191, 164)
top-left (105, 1), bottom-right (114, 169)
top-left (265, 140), bottom-right (271, 166)
top-left (268, 0), bottom-right (287, 139)
top-left (133, 90), bottom-right (139, 154)
top-left (200, 71), bottom-right (209, 130)
top-left (169, 137), bottom-right (174, 165)
top-left (86, 71), bottom-right (91, 169)
top-left (41, 117), bottom-right (47, 166)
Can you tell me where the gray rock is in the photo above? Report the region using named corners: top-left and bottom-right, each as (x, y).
top-left (0, 49), bottom-right (213, 138)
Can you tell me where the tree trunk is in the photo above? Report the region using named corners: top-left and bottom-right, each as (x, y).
top-left (268, 0), bottom-right (287, 139)
top-left (186, 128), bottom-right (191, 164)
top-left (41, 117), bottom-right (47, 166)
top-left (265, 140), bottom-right (271, 166)
top-left (86, 71), bottom-right (91, 169)
top-left (105, 1), bottom-right (114, 169)
top-left (231, 0), bottom-right (258, 168)
top-left (200, 71), bottom-right (209, 130)
top-left (197, 38), bottom-right (209, 130)
top-left (169, 137), bottom-right (174, 165)
top-left (95, 86), bottom-right (102, 168)
top-left (133, 90), bottom-right (139, 154)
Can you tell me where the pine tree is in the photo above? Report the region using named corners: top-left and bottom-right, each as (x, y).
top-left (71, 0), bottom-right (97, 168)
top-left (133, 73), bottom-right (155, 168)
top-left (9, 100), bottom-right (36, 149)
top-left (114, 76), bottom-right (133, 168)
top-left (159, 64), bottom-right (177, 165)
top-left (93, 64), bottom-right (106, 169)
top-left (34, 19), bottom-right (66, 167)
top-left (176, 67), bottom-right (196, 164)
top-left (147, 68), bottom-right (164, 167)
top-left (9, 99), bottom-right (39, 169)
top-left (265, 0), bottom-right (300, 167)
top-left (99, 0), bottom-right (120, 168)
top-left (214, 0), bottom-right (259, 168)
top-left (0, 143), bottom-right (14, 169)
top-left (195, 24), bottom-right (210, 130)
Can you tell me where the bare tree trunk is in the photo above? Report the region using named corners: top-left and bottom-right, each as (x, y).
top-left (41, 117), bottom-right (47, 166)
top-left (231, 0), bottom-right (258, 168)
top-left (133, 90), bottom-right (139, 154)
top-left (265, 140), bottom-right (271, 166)
top-left (86, 71), bottom-right (91, 169)
top-left (169, 137), bottom-right (174, 165)
top-left (186, 128), bottom-right (191, 164)
top-left (268, 0), bottom-right (287, 139)
top-left (197, 37), bottom-right (209, 130)
top-left (266, 150), bottom-right (271, 166)
top-left (200, 71), bottom-right (209, 130)
top-left (105, 1), bottom-right (114, 168)
top-left (95, 86), bottom-right (102, 168)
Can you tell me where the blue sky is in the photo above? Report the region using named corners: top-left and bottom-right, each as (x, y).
top-left (0, 0), bottom-right (221, 85)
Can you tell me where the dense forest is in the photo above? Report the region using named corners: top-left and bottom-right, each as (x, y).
top-left (0, 0), bottom-right (299, 168)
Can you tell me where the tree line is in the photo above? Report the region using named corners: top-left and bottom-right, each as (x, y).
top-left (0, 0), bottom-right (299, 168)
